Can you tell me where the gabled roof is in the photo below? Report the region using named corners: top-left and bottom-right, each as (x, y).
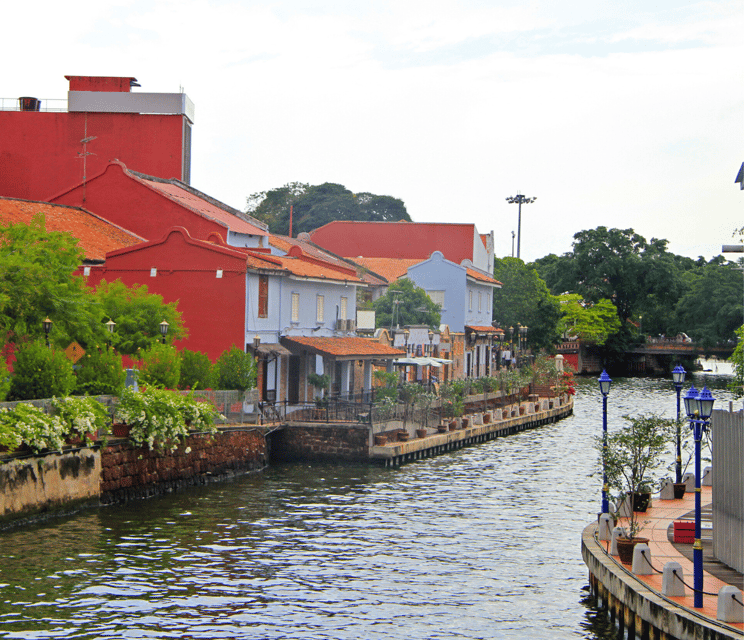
top-left (132, 171), bottom-right (268, 237)
top-left (282, 336), bottom-right (405, 360)
top-left (243, 246), bottom-right (364, 284)
top-left (466, 268), bottom-right (502, 286)
top-left (0, 197), bottom-right (143, 262)
top-left (350, 257), bottom-right (421, 283)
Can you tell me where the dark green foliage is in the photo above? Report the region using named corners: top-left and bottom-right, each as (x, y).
top-left (370, 278), bottom-right (441, 330)
top-left (74, 347), bottom-right (126, 396)
top-left (94, 280), bottom-right (187, 356)
top-left (178, 349), bottom-right (214, 390)
top-left (0, 355), bottom-right (10, 402)
top-left (8, 340), bottom-right (76, 400)
top-left (492, 257), bottom-right (561, 352)
top-left (215, 346), bottom-right (256, 392)
top-left (246, 182), bottom-right (411, 235)
top-left (139, 344), bottom-right (181, 390)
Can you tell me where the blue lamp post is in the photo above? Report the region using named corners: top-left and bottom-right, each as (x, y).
top-left (672, 365), bottom-right (686, 483)
top-left (683, 384), bottom-right (715, 608)
top-left (598, 369), bottom-right (612, 515)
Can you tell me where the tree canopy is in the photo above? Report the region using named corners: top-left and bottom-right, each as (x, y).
top-left (492, 257), bottom-right (562, 352)
top-left (557, 294), bottom-right (621, 346)
top-left (369, 278), bottom-right (441, 330)
top-left (246, 182), bottom-right (411, 235)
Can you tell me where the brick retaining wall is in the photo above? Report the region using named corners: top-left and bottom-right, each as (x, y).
top-left (270, 425), bottom-right (370, 463)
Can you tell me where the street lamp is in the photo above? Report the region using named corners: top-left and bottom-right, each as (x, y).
top-left (106, 318), bottom-right (116, 351)
top-left (42, 317), bottom-right (53, 348)
top-left (671, 365), bottom-right (686, 483)
top-left (683, 384), bottom-right (715, 609)
top-left (598, 369), bottom-right (612, 516)
top-left (159, 319), bottom-right (169, 344)
top-left (505, 193), bottom-right (536, 260)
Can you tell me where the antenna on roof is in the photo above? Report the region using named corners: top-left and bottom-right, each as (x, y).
top-left (76, 116), bottom-right (97, 204)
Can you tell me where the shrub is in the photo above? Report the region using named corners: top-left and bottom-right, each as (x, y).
top-left (0, 356), bottom-right (10, 402)
top-left (139, 344), bottom-right (181, 389)
top-left (178, 349), bottom-right (214, 390)
top-left (74, 348), bottom-right (126, 396)
top-left (51, 396), bottom-right (111, 446)
top-left (215, 346), bottom-right (256, 392)
top-left (8, 340), bottom-right (76, 401)
top-left (0, 403), bottom-right (66, 452)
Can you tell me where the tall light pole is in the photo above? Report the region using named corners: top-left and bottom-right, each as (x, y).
top-left (598, 370), bottom-right (612, 516)
top-left (506, 194), bottom-right (536, 260)
top-left (42, 317), bottom-right (53, 348)
top-left (671, 365), bottom-right (686, 484)
top-left (683, 385), bottom-right (715, 609)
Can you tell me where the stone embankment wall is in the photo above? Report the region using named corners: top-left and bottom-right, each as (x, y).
top-left (269, 425), bottom-right (370, 462)
top-left (0, 427), bottom-right (268, 526)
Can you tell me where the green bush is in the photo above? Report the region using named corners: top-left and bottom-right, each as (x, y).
top-left (74, 348), bottom-right (126, 396)
top-left (0, 356), bottom-right (10, 402)
top-left (178, 349), bottom-right (214, 390)
top-left (215, 346), bottom-right (256, 392)
top-left (51, 396), bottom-right (111, 446)
top-left (139, 343), bottom-right (181, 389)
top-left (8, 341), bottom-right (76, 401)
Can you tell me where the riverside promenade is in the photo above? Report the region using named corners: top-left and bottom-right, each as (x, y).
top-left (582, 485), bottom-right (743, 640)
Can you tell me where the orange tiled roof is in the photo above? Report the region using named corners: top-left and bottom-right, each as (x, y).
top-left (243, 249), bottom-right (364, 284)
top-left (269, 234), bottom-right (358, 271)
top-left (0, 197), bottom-right (143, 261)
top-left (466, 268), bottom-right (502, 286)
top-left (350, 257), bottom-right (421, 283)
top-left (466, 325), bottom-right (503, 334)
top-left (283, 336), bottom-right (406, 358)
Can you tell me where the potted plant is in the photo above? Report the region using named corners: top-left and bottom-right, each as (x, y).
top-left (596, 413), bottom-right (675, 562)
top-left (308, 372), bottom-right (331, 417)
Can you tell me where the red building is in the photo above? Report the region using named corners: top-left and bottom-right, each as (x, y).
top-left (0, 75), bottom-right (193, 201)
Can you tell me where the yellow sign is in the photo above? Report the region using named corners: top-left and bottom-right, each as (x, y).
top-left (65, 342), bottom-right (85, 364)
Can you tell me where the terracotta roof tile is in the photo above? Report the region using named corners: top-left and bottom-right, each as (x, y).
top-left (283, 336), bottom-right (406, 358)
top-left (466, 268), bottom-right (502, 286)
top-left (244, 250), bottom-right (364, 283)
top-left (0, 197), bottom-right (143, 261)
top-left (466, 325), bottom-right (504, 333)
top-left (350, 257), bottom-right (421, 283)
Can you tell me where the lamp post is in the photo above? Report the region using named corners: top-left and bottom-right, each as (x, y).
top-left (671, 365), bottom-right (686, 483)
top-left (42, 317), bottom-right (53, 348)
top-left (598, 369), bottom-right (612, 515)
top-left (159, 319), bottom-right (169, 344)
top-left (519, 325), bottom-right (528, 366)
top-left (505, 193), bottom-right (536, 260)
top-left (683, 384), bottom-right (715, 609)
top-left (106, 318), bottom-right (116, 351)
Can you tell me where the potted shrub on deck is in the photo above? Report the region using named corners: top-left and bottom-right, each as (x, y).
top-left (596, 413), bottom-right (675, 563)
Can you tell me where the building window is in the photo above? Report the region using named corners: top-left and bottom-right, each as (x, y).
top-left (478, 291), bottom-right (482, 312)
top-left (340, 296), bottom-right (347, 320)
top-left (258, 275), bottom-right (269, 318)
top-left (316, 294), bottom-right (325, 322)
top-left (291, 292), bottom-right (300, 323)
top-left (427, 290), bottom-right (445, 309)
top-left (469, 290), bottom-right (473, 310)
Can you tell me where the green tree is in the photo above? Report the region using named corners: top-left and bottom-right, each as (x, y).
top-left (139, 343), bottom-right (181, 389)
top-left (8, 340), bottom-right (77, 400)
top-left (492, 257), bottom-right (561, 352)
top-left (178, 349), bottom-right (214, 390)
top-left (74, 347), bottom-right (127, 396)
top-left (728, 326), bottom-right (744, 397)
top-left (558, 294), bottom-right (621, 346)
top-left (0, 214), bottom-right (104, 348)
top-left (94, 280), bottom-right (186, 356)
top-left (215, 346), bottom-right (257, 392)
top-left (370, 278), bottom-right (441, 330)
top-left (246, 182), bottom-right (411, 235)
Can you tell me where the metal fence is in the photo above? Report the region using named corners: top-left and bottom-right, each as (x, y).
top-left (711, 408), bottom-right (743, 573)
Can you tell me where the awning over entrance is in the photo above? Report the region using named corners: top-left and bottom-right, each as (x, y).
top-left (281, 336), bottom-right (405, 361)
top-left (249, 343), bottom-right (293, 357)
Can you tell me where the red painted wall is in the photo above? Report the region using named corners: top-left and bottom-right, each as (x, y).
top-left (310, 221), bottom-right (476, 263)
top-left (0, 111), bottom-right (186, 201)
top-left (86, 228), bottom-right (247, 361)
top-left (51, 163), bottom-right (226, 243)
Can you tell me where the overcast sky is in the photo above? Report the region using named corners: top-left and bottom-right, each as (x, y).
top-left (5, 0), bottom-right (743, 263)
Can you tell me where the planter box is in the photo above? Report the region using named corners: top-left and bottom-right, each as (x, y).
top-left (673, 520), bottom-right (695, 544)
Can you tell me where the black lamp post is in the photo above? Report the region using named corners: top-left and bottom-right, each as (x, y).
top-left (520, 325), bottom-right (528, 365)
top-left (671, 365), bottom-right (686, 483)
top-left (598, 369), bottom-right (612, 515)
top-left (683, 384), bottom-right (715, 609)
top-left (42, 317), bottom-right (53, 348)
top-left (106, 318), bottom-right (116, 351)
top-left (159, 319), bottom-right (169, 344)
top-left (505, 193), bottom-right (536, 260)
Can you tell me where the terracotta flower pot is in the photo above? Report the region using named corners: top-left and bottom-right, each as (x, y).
top-left (616, 537), bottom-right (649, 565)
top-left (519, 406), bottom-right (526, 416)
top-left (449, 421), bottom-right (458, 431)
top-left (461, 418), bottom-right (469, 428)
top-left (397, 431), bottom-right (409, 442)
top-left (483, 413), bottom-right (491, 424)
top-left (437, 424), bottom-right (448, 433)
top-left (374, 434), bottom-right (387, 446)
top-left (416, 429), bottom-right (428, 439)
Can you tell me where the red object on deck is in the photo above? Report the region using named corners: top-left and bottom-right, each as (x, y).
top-left (673, 520), bottom-right (695, 544)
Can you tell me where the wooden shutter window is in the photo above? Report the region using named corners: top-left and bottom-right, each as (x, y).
top-left (258, 275), bottom-right (269, 318)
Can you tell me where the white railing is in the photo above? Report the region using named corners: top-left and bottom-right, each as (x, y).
top-left (0, 97), bottom-right (67, 112)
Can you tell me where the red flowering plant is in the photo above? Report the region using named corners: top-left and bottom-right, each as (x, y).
top-left (558, 370), bottom-right (576, 396)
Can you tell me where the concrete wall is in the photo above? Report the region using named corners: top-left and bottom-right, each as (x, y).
top-left (0, 449), bottom-right (101, 524)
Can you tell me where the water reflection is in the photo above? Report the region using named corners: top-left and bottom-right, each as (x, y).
top-left (0, 376), bottom-right (736, 639)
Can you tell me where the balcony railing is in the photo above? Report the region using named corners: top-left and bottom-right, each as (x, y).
top-left (0, 97), bottom-right (68, 112)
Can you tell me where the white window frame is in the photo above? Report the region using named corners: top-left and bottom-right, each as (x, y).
top-left (469, 290), bottom-right (473, 310)
top-left (316, 294), bottom-right (325, 323)
top-left (340, 296), bottom-right (348, 321)
top-left (291, 292), bottom-right (300, 323)
top-left (427, 290), bottom-right (445, 309)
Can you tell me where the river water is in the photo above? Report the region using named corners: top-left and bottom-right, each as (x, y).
top-left (0, 375), bottom-right (736, 639)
